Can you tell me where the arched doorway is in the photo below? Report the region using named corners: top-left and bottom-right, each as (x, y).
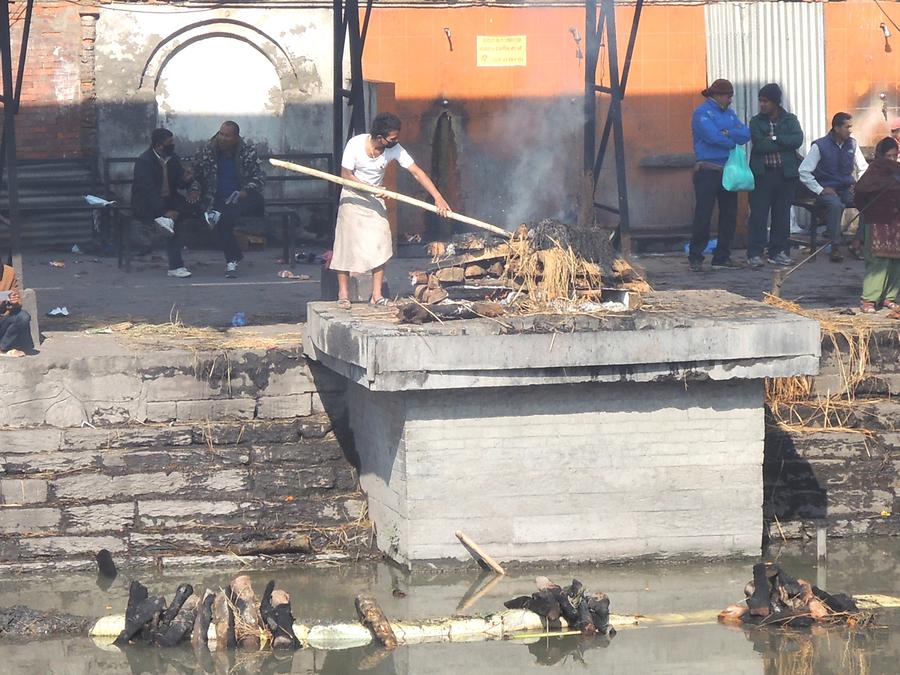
top-left (155, 36), bottom-right (284, 153)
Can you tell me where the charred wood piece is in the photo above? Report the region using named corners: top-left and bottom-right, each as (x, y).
top-left (192, 590), bottom-right (215, 647)
top-left (355, 594), bottom-right (397, 649)
top-left (398, 301), bottom-right (504, 324)
top-left (230, 575), bottom-right (262, 649)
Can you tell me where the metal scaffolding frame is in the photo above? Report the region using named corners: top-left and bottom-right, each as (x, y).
top-left (1, 0), bottom-right (34, 278)
top-left (333, 0), bottom-right (372, 179)
top-left (584, 0), bottom-right (643, 256)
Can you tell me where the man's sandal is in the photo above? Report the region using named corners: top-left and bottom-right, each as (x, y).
top-left (859, 300), bottom-right (877, 314)
top-left (370, 297), bottom-right (394, 307)
top-left (337, 298), bottom-right (351, 310)
top-left (883, 299), bottom-right (899, 311)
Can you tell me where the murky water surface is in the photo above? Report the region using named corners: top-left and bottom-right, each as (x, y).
top-left (0, 537), bottom-right (897, 674)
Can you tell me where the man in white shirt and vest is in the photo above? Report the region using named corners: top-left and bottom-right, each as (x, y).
top-left (798, 112), bottom-right (868, 262)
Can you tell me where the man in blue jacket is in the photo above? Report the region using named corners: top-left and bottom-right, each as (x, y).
top-left (689, 79), bottom-right (751, 271)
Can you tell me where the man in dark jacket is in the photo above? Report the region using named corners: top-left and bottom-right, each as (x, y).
top-left (799, 112), bottom-right (868, 262)
top-left (131, 128), bottom-right (193, 277)
top-left (747, 83), bottom-right (804, 267)
top-left (188, 121), bottom-right (265, 278)
top-left (689, 78), bottom-right (751, 272)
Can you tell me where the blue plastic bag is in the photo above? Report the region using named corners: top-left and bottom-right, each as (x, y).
top-left (684, 238), bottom-right (717, 256)
top-left (722, 145), bottom-right (755, 192)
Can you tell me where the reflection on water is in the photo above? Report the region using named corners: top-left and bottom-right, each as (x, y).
top-left (0, 537), bottom-right (897, 674)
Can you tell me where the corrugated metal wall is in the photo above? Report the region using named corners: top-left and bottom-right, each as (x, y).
top-left (705, 1), bottom-right (826, 155)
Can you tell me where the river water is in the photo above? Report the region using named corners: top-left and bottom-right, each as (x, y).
top-left (0, 537), bottom-right (897, 674)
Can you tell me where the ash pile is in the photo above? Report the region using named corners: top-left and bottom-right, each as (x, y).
top-left (400, 219), bottom-right (650, 324)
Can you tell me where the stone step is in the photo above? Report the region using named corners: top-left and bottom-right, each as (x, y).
top-left (813, 324), bottom-right (900, 397)
top-left (0, 331), bottom-right (346, 428)
top-left (0, 417), bottom-right (335, 456)
top-left (0, 426), bottom-right (365, 564)
top-left (763, 425), bottom-right (899, 539)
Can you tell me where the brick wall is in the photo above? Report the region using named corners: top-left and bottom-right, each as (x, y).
top-left (351, 379), bottom-right (766, 565)
top-left (9, 0), bottom-right (87, 159)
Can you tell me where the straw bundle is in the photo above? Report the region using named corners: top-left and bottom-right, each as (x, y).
top-left (763, 295), bottom-right (874, 431)
top-left (503, 229), bottom-right (603, 310)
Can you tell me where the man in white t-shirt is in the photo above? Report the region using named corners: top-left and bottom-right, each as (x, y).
top-left (330, 112), bottom-right (450, 307)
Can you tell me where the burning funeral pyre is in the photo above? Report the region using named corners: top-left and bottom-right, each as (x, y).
top-left (399, 219), bottom-right (651, 324)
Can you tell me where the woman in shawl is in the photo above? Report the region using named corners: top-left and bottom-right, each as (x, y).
top-left (853, 137), bottom-right (900, 315)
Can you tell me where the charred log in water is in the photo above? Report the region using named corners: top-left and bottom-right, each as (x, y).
top-left (718, 563), bottom-right (872, 628)
top-left (505, 577), bottom-right (616, 637)
top-left (191, 590), bottom-right (215, 647)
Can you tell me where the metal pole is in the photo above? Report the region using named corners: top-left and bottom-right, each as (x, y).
top-left (1, 0), bottom-right (23, 278)
top-left (603, 0), bottom-right (631, 256)
top-left (333, 0), bottom-right (345, 175)
top-left (346, 0), bottom-right (366, 137)
top-left (583, 0), bottom-right (598, 175)
top-left (332, 0), bottom-right (346, 234)
top-left (593, 0), bottom-right (640, 178)
top-left (13, 0), bottom-right (34, 114)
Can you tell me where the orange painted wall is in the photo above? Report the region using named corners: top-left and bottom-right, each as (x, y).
top-left (825, 2), bottom-right (900, 147)
top-left (363, 6), bottom-right (708, 235)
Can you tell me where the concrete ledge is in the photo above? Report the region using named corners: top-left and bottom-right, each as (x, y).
top-left (0, 325), bottom-right (336, 428)
top-left (305, 290), bottom-right (820, 391)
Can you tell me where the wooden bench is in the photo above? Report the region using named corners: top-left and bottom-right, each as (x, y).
top-left (104, 152), bottom-right (336, 271)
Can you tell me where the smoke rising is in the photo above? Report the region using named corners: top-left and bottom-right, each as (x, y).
top-left (466, 96), bottom-right (584, 230)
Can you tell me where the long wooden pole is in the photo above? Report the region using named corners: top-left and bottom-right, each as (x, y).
top-left (268, 158), bottom-right (511, 239)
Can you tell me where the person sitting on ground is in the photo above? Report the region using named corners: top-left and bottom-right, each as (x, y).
top-left (799, 112), bottom-right (868, 262)
top-left (688, 78), bottom-right (751, 272)
top-left (130, 128), bottom-right (194, 278)
top-left (188, 121), bottom-right (265, 279)
top-left (0, 262), bottom-right (33, 357)
top-left (331, 112), bottom-right (450, 308)
top-left (852, 137), bottom-right (900, 315)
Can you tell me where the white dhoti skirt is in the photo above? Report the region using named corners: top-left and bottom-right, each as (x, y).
top-left (330, 189), bottom-right (392, 273)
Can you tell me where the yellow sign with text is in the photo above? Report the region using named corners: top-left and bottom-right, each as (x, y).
top-left (476, 35), bottom-right (527, 67)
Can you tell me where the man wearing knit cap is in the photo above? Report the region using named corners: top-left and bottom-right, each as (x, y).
top-left (799, 112), bottom-right (868, 262)
top-left (747, 83), bottom-right (804, 268)
top-left (689, 78), bottom-right (751, 272)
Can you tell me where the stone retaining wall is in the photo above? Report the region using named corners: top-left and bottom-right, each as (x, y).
top-left (765, 324), bottom-right (900, 540)
top-left (0, 337), bottom-right (370, 569)
top-left (0, 416), bottom-right (368, 568)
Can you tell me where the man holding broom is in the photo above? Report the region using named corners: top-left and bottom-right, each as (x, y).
top-left (332, 112), bottom-right (451, 308)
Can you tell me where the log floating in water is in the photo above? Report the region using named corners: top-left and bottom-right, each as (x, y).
top-left (8, 592), bottom-right (895, 646)
top-left (355, 594), bottom-right (398, 649)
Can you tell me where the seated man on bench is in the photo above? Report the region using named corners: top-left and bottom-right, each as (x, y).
top-left (798, 112), bottom-right (868, 262)
top-left (188, 121), bottom-right (265, 278)
top-left (131, 127), bottom-right (195, 278)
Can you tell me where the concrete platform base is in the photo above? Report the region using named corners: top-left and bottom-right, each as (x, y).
top-left (349, 379), bottom-right (765, 565)
top-left (305, 290), bottom-right (821, 566)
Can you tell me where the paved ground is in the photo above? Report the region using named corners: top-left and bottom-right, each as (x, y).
top-left (18, 240), bottom-right (875, 333)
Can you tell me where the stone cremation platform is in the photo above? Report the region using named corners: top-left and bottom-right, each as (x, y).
top-left (304, 290), bottom-right (821, 566)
